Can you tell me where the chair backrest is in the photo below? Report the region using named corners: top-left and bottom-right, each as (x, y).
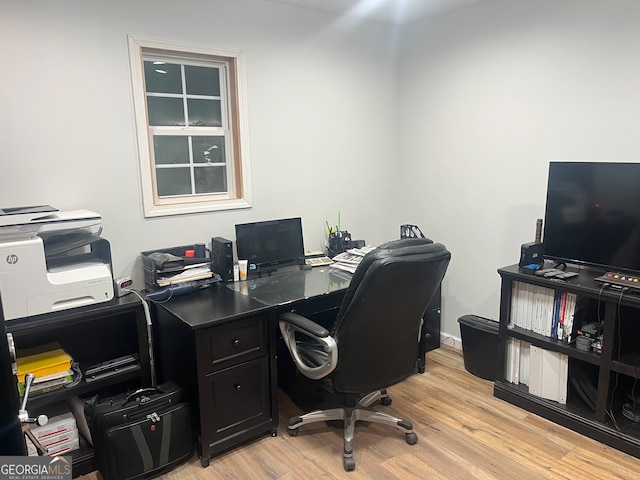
top-left (329, 238), bottom-right (451, 394)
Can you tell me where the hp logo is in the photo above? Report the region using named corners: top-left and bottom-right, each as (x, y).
top-left (6, 254), bottom-right (18, 265)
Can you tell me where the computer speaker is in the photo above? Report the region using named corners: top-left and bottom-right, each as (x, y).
top-left (211, 237), bottom-right (234, 282)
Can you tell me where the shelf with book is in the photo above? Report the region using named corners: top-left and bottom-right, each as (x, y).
top-left (507, 325), bottom-right (602, 366)
top-left (6, 295), bottom-right (152, 476)
top-left (496, 264), bottom-right (640, 459)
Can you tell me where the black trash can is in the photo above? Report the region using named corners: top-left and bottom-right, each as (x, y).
top-left (457, 315), bottom-right (504, 381)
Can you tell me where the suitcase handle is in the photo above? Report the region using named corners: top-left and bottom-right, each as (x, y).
top-left (124, 387), bottom-right (163, 405)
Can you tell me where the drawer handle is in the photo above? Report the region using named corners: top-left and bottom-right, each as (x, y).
top-left (232, 339), bottom-right (240, 347)
top-left (234, 383), bottom-right (241, 391)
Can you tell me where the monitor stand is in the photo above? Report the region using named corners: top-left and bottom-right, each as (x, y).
top-left (256, 263), bottom-right (303, 278)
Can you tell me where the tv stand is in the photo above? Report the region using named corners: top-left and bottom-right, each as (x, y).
top-left (496, 264), bottom-right (640, 459)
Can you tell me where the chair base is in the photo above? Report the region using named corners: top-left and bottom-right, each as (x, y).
top-left (287, 389), bottom-right (418, 471)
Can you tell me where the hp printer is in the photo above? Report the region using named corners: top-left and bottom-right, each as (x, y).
top-left (0, 205), bottom-right (114, 320)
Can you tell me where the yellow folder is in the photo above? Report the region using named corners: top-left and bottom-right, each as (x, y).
top-left (16, 342), bottom-right (73, 383)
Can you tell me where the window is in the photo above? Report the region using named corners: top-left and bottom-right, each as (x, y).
top-left (128, 35), bottom-right (252, 217)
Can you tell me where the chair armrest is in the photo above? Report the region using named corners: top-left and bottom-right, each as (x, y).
top-left (279, 312), bottom-right (337, 380)
top-left (280, 312), bottom-right (330, 338)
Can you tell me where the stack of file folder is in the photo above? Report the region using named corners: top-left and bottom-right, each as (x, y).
top-left (17, 342), bottom-right (74, 396)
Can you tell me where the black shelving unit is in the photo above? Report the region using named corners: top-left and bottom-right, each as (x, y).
top-left (6, 295), bottom-right (151, 477)
top-left (495, 264), bottom-right (640, 458)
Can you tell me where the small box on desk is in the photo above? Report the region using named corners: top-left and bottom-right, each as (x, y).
top-left (141, 245), bottom-right (210, 291)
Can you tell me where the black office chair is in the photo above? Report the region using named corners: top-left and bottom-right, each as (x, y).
top-left (279, 238), bottom-right (451, 471)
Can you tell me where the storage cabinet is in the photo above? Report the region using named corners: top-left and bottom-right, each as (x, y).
top-left (199, 357), bottom-right (271, 449)
top-left (495, 264), bottom-right (640, 458)
top-left (422, 285), bottom-right (442, 358)
top-left (5, 295), bottom-right (151, 476)
top-left (151, 287), bottom-right (278, 468)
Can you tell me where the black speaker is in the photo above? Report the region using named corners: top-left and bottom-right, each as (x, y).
top-left (211, 237), bottom-right (234, 282)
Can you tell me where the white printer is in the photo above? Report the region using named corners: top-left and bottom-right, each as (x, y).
top-left (0, 206), bottom-right (114, 320)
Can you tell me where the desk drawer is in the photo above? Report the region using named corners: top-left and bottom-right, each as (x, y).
top-left (196, 316), bottom-right (268, 374)
top-left (199, 356), bottom-right (271, 450)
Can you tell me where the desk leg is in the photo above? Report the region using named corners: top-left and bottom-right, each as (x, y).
top-left (418, 334), bottom-right (426, 374)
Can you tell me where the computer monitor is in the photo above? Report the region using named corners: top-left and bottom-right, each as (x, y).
top-left (235, 217), bottom-right (305, 273)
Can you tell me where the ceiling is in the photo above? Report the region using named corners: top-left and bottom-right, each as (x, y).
top-left (262, 0), bottom-right (493, 25)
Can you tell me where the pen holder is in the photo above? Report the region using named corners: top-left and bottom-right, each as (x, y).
top-left (328, 231), bottom-right (352, 257)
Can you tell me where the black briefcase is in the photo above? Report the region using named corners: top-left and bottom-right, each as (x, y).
top-left (90, 381), bottom-right (193, 480)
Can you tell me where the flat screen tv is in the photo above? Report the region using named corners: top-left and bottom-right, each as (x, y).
top-left (235, 217), bottom-right (305, 272)
top-left (543, 162), bottom-right (640, 273)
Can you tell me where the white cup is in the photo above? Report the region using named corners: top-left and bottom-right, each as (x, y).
top-left (238, 260), bottom-right (248, 281)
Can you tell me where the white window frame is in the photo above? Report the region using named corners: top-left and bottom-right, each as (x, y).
top-left (128, 35), bottom-right (252, 218)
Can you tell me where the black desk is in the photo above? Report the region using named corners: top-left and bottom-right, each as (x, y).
top-left (151, 266), bottom-right (440, 467)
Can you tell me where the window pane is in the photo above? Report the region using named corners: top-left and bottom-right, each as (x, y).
top-left (153, 136), bottom-right (189, 165)
top-left (156, 168), bottom-right (192, 196)
top-left (185, 65), bottom-right (220, 96)
top-left (194, 166), bottom-right (227, 193)
top-left (187, 99), bottom-right (221, 127)
top-left (144, 62), bottom-right (182, 94)
top-left (192, 136), bottom-right (225, 164)
top-left (147, 97), bottom-right (185, 126)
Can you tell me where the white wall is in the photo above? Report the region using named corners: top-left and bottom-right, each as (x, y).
top-left (3, 0), bottom-right (640, 345)
top-left (0, 0), bottom-right (399, 282)
top-left (398, 0), bottom-right (640, 343)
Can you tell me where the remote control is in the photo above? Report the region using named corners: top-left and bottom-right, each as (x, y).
top-left (556, 272), bottom-right (578, 279)
top-left (534, 268), bottom-right (558, 276)
top-left (543, 270), bottom-right (565, 278)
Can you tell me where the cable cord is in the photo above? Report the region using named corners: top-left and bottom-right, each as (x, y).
top-left (630, 353), bottom-right (640, 422)
top-left (606, 287), bottom-right (628, 430)
top-left (597, 283), bottom-right (610, 323)
top-left (124, 289), bottom-right (157, 388)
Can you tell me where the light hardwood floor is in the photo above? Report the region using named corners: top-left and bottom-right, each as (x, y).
top-left (79, 347), bottom-right (640, 479)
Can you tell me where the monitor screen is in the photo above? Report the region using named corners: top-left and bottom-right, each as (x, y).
top-left (543, 162), bottom-right (640, 272)
top-left (235, 217), bottom-right (305, 270)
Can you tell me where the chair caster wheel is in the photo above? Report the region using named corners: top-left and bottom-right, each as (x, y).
top-left (380, 396), bottom-right (392, 406)
top-left (343, 457), bottom-right (356, 471)
top-left (289, 428), bottom-right (299, 437)
top-left (405, 432), bottom-right (418, 445)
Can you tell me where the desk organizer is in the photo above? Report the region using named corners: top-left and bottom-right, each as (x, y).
top-left (141, 244), bottom-right (210, 291)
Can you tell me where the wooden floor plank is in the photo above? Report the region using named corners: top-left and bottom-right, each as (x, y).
top-left (78, 347), bottom-right (640, 480)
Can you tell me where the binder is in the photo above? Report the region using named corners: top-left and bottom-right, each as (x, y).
top-left (16, 342), bottom-right (73, 383)
top-left (529, 346), bottom-right (568, 404)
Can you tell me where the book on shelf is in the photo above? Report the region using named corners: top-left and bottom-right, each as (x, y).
top-left (506, 340), bottom-right (566, 404)
top-left (528, 345), bottom-right (568, 404)
top-left (17, 372), bottom-right (74, 396)
top-left (16, 342), bottom-right (73, 383)
top-left (510, 281), bottom-right (576, 343)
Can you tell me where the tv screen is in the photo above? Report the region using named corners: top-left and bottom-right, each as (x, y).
top-left (235, 217), bottom-right (305, 270)
top-left (543, 162), bottom-right (640, 273)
